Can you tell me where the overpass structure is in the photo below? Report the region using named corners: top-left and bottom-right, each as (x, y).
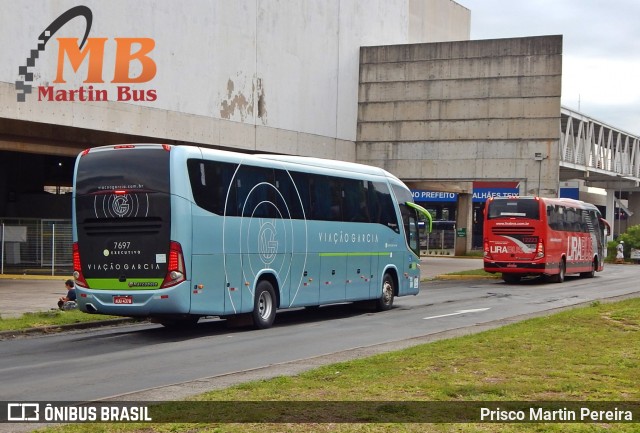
top-left (560, 106), bottom-right (640, 229)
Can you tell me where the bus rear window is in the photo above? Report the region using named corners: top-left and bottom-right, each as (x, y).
top-left (76, 148), bottom-right (170, 195)
top-left (487, 199), bottom-right (540, 220)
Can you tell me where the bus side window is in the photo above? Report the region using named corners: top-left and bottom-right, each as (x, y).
top-left (309, 174), bottom-right (329, 220)
top-left (275, 169), bottom-right (305, 220)
top-left (289, 171), bottom-right (312, 219)
top-left (547, 205), bottom-right (556, 230)
top-left (369, 181), bottom-right (399, 232)
top-left (235, 165), bottom-right (275, 218)
top-left (328, 177), bottom-right (343, 221)
top-left (187, 159), bottom-right (238, 215)
top-left (343, 179), bottom-right (369, 222)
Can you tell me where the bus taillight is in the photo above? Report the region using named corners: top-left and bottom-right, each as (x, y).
top-left (73, 242), bottom-right (88, 288)
top-left (483, 239), bottom-right (492, 259)
top-left (161, 241), bottom-right (186, 288)
top-left (536, 239), bottom-right (545, 259)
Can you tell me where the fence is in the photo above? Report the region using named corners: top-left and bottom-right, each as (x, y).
top-left (0, 219), bottom-right (73, 276)
top-left (421, 221), bottom-right (457, 255)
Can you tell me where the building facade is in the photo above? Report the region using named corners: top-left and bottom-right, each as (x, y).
top-left (0, 0), bottom-right (470, 220)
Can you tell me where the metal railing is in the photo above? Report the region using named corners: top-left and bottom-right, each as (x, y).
top-left (421, 226), bottom-right (456, 255)
top-left (1, 219), bottom-right (72, 276)
top-left (561, 107), bottom-right (640, 180)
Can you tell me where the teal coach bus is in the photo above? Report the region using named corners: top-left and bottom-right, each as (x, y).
top-left (72, 144), bottom-right (431, 328)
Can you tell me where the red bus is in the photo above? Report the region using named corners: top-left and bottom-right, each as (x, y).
top-left (483, 196), bottom-right (610, 283)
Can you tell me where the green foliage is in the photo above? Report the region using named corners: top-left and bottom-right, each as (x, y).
top-left (609, 224), bottom-right (640, 259)
top-left (0, 310), bottom-right (121, 332)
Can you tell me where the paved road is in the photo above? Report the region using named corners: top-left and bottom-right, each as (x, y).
top-left (0, 256), bottom-right (484, 318)
top-left (1, 262), bottom-right (638, 405)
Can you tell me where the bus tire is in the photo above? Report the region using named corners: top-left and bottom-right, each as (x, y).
top-left (252, 280), bottom-right (277, 329)
top-left (551, 259), bottom-right (566, 283)
top-left (376, 273), bottom-right (395, 311)
top-left (580, 258), bottom-right (597, 278)
top-left (502, 273), bottom-right (521, 284)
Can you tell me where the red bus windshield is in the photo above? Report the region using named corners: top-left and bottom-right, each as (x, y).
top-left (487, 198), bottom-right (540, 220)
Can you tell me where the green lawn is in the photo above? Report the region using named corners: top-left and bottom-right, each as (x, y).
top-left (36, 297), bottom-right (639, 433)
top-left (0, 310), bottom-right (122, 332)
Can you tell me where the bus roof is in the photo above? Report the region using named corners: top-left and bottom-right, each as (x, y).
top-left (79, 143), bottom-right (404, 185)
top-left (489, 195), bottom-right (600, 211)
top-left (255, 154), bottom-right (400, 181)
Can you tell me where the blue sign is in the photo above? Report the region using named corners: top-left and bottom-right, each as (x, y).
top-left (411, 190), bottom-right (457, 202)
top-left (559, 186), bottom-right (579, 200)
top-left (412, 188), bottom-right (519, 203)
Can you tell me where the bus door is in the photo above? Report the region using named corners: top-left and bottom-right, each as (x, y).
top-left (222, 218), bottom-right (244, 315)
top-left (346, 254), bottom-right (372, 301)
top-left (189, 210), bottom-right (226, 315)
top-left (319, 253), bottom-right (347, 303)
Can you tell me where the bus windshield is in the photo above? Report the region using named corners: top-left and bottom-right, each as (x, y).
top-left (487, 198), bottom-right (539, 220)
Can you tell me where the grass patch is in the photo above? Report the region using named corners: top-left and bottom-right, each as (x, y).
top-left (34, 298), bottom-right (640, 432)
top-left (0, 309), bottom-right (121, 332)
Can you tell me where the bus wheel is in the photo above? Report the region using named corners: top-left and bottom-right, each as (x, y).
top-left (551, 259), bottom-right (566, 283)
top-left (376, 273), bottom-right (395, 311)
top-left (252, 280), bottom-right (277, 329)
top-left (580, 259), bottom-right (596, 278)
top-left (502, 273), bottom-right (521, 284)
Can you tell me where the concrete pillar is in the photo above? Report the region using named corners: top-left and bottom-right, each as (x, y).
top-left (628, 192), bottom-right (640, 228)
top-left (454, 193), bottom-right (473, 256)
top-left (606, 189), bottom-right (616, 239)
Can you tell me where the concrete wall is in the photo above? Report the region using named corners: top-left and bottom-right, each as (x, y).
top-left (0, 0), bottom-right (470, 161)
top-left (409, 0), bottom-right (470, 43)
top-left (356, 36), bottom-right (563, 195)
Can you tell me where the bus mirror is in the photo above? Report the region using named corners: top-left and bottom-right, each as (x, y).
top-left (406, 202), bottom-right (432, 233)
top-left (600, 218), bottom-right (611, 236)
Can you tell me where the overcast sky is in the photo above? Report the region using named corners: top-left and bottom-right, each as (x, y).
top-left (456, 0), bottom-right (640, 136)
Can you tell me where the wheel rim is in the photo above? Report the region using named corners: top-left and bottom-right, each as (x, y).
top-left (258, 290), bottom-right (273, 320)
top-left (559, 261), bottom-right (565, 279)
top-left (382, 280), bottom-right (393, 305)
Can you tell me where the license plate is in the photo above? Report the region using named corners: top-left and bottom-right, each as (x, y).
top-left (113, 295), bottom-right (133, 304)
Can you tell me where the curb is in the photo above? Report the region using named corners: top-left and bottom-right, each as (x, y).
top-left (0, 274), bottom-right (72, 280)
top-left (435, 274), bottom-right (499, 280)
top-left (0, 317), bottom-right (139, 339)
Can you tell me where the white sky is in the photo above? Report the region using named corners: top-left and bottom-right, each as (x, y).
top-left (455, 0), bottom-right (640, 136)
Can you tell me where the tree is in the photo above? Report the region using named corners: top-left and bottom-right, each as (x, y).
top-left (608, 224), bottom-right (640, 261)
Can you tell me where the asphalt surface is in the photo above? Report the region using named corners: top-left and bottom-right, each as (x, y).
top-left (0, 256), bottom-right (485, 318)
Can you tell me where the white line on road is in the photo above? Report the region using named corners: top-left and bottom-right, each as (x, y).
top-left (423, 308), bottom-right (490, 320)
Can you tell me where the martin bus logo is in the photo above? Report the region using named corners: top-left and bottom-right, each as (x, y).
top-left (16, 5), bottom-right (157, 103)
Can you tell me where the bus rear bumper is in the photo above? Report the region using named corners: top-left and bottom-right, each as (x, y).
top-left (483, 261), bottom-right (550, 275)
top-left (76, 283), bottom-right (191, 317)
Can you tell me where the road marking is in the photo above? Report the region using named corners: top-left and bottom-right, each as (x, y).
top-left (423, 308), bottom-right (490, 320)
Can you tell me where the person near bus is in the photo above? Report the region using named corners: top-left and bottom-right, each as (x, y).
top-left (616, 241), bottom-right (625, 263)
top-left (57, 279), bottom-right (77, 310)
